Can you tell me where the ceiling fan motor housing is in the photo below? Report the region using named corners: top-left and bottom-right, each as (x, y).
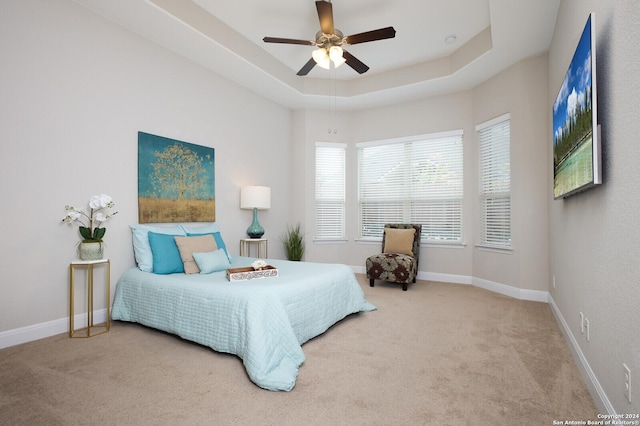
top-left (314, 29), bottom-right (344, 49)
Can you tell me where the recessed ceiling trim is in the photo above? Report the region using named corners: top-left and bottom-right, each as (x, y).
top-left (152, 0), bottom-right (493, 102)
top-left (71, 0), bottom-right (560, 111)
top-left (451, 26), bottom-right (493, 73)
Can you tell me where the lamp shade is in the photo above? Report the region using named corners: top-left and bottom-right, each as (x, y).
top-left (240, 186), bottom-right (271, 210)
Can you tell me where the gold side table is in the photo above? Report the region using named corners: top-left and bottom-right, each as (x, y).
top-left (69, 258), bottom-right (110, 338)
top-left (239, 238), bottom-right (268, 258)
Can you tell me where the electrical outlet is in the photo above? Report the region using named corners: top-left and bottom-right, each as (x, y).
top-left (585, 318), bottom-right (590, 341)
top-left (624, 364), bottom-right (631, 403)
top-left (580, 312), bottom-right (584, 333)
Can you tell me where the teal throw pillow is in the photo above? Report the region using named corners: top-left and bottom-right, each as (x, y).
top-left (192, 249), bottom-right (231, 274)
top-left (148, 231), bottom-right (184, 274)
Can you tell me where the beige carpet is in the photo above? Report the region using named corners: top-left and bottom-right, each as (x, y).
top-left (0, 275), bottom-right (597, 425)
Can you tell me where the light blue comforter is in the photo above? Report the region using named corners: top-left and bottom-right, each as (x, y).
top-left (111, 258), bottom-right (375, 391)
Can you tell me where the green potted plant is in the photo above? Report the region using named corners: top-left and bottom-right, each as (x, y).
top-left (282, 223), bottom-right (304, 261)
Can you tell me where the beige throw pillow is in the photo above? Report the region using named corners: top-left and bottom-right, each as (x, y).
top-left (383, 228), bottom-right (416, 255)
top-left (174, 235), bottom-right (218, 274)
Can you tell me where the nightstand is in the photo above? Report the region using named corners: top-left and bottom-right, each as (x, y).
top-left (239, 238), bottom-right (268, 258)
top-left (69, 258), bottom-right (110, 338)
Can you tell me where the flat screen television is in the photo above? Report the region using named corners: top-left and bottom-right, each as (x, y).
top-left (553, 13), bottom-right (601, 199)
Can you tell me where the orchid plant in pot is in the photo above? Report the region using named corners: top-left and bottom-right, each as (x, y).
top-left (62, 194), bottom-right (118, 260)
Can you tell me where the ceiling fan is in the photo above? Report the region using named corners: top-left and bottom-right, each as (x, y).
top-left (263, 0), bottom-right (396, 76)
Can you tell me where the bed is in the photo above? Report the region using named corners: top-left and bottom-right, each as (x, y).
top-left (111, 256), bottom-right (375, 391)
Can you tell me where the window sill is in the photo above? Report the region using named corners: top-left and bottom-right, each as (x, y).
top-left (422, 242), bottom-right (466, 249)
top-left (355, 238), bottom-right (382, 245)
top-left (313, 238), bottom-right (348, 244)
top-left (355, 239), bottom-right (466, 249)
top-left (475, 244), bottom-right (513, 254)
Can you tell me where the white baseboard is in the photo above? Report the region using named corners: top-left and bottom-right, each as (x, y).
top-left (353, 266), bottom-right (548, 303)
top-left (547, 295), bottom-right (614, 416)
top-left (0, 309), bottom-right (108, 350)
top-left (420, 271), bottom-right (472, 285)
top-left (471, 276), bottom-right (549, 303)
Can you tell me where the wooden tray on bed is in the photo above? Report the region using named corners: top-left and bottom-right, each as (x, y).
top-left (226, 265), bottom-right (278, 282)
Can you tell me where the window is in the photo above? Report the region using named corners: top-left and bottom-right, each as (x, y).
top-left (315, 142), bottom-right (346, 240)
top-left (476, 114), bottom-right (511, 249)
top-left (357, 131), bottom-right (464, 243)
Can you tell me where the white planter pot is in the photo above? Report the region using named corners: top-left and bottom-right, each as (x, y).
top-left (78, 242), bottom-right (104, 260)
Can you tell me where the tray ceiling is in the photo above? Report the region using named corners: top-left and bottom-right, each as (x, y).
top-left (72, 0), bottom-right (561, 110)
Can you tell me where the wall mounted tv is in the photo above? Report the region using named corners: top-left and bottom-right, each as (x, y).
top-left (553, 13), bottom-right (601, 199)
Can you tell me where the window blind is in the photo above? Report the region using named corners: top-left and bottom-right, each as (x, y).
top-left (315, 143), bottom-right (346, 240)
top-left (357, 131), bottom-right (463, 243)
top-left (476, 114), bottom-right (511, 248)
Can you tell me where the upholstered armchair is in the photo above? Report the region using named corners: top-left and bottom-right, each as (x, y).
top-left (365, 224), bottom-right (422, 291)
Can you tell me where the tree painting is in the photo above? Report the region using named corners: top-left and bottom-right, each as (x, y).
top-left (151, 143), bottom-right (208, 200)
top-left (138, 132), bottom-right (215, 223)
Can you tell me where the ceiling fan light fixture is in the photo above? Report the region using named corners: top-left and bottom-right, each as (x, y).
top-left (312, 47), bottom-right (331, 69)
top-left (329, 45), bottom-right (345, 68)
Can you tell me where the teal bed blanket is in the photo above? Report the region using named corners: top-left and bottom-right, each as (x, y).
top-left (111, 258), bottom-right (375, 391)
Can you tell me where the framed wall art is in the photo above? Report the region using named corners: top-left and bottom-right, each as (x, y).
top-left (138, 131), bottom-right (215, 223)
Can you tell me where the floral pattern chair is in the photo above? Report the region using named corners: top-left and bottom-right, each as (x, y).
top-left (365, 224), bottom-right (422, 291)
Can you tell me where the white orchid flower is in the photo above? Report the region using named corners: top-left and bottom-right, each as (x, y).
top-left (252, 259), bottom-right (267, 270)
top-left (62, 210), bottom-right (82, 223)
top-left (62, 194), bottom-right (117, 243)
top-left (67, 210), bottom-right (82, 220)
top-left (89, 194), bottom-right (112, 209)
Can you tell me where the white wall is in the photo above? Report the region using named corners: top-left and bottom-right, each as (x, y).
top-left (0, 0), bottom-right (293, 333)
top-left (548, 0), bottom-right (640, 414)
top-left (472, 56), bottom-right (551, 292)
top-left (296, 56), bottom-right (550, 293)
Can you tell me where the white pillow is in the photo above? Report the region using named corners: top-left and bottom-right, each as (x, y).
top-left (130, 224), bottom-right (185, 272)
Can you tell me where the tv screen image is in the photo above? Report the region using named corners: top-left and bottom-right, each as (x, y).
top-left (552, 13), bottom-right (601, 199)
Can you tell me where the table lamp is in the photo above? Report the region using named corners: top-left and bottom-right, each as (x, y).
top-left (240, 186), bottom-right (271, 238)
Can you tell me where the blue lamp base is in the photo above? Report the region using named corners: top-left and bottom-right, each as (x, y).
top-left (246, 207), bottom-right (265, 239)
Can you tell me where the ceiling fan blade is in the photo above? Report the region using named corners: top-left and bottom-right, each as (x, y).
top-left (297, 58), bottom-right (316, 76)
top-left (344, 27), bottom-right (396, 45)
top-left (316, 1), bottom-right (334, 35)
top-left (263, 37), bottom-right (313, 45)
top-left (343, 50), bottom-right (369, 74)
